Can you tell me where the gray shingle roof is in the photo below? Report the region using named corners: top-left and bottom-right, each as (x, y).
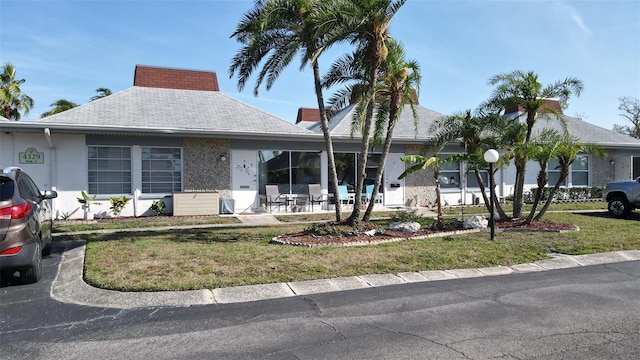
top-left (307, 104), bottom-right (445, 143)
top-left (531, 114), bottom-right (640, 148)
top-left (36, 86), bottom-right (314, 137)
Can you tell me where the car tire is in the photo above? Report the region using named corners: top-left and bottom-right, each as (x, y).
top-left (608, 196), bottom-right (632, 218)
top-left (42, 242), bottom-right (52, 256)
top-left (20, 243), bottom-right (42, 284)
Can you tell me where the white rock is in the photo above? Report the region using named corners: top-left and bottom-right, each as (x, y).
top-left (389, 222), bottom-right (421, 233)
top-left (464, 215), bottom-right (488, 229)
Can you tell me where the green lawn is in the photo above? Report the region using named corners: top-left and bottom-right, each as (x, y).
top-left (55, 208), bottom-right (640, 292)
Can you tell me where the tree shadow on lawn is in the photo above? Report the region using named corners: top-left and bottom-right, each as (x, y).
top-left (572, 211), bottom-right (640, 221)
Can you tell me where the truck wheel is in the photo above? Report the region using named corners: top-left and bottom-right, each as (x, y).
top-left (608, 196), bottom-right (632, 218)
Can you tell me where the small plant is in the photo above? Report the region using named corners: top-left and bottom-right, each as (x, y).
top-left (109, 195), bottom-right (130, 217)
top-left (77, 190), bottom-right (100, 212)
top-left (150, 200), bottom-right (166, 216)
top-left (304, 222), bottom-right (354, 237)
top-left (60, 211), bottom-right (72, 220)
top-left (390, 209), bottom-right (423, 223)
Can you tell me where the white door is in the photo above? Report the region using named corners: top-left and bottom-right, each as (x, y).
top-left (231, 150), bottom-right (258, 212)
top-left (615, 156), bottom-right (632, 181)
top-left (383, 153), bottom-right (405, 206)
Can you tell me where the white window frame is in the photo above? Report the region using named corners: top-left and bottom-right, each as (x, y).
top-left (547, 154), bottom-right (591, 187)
top-left (141, 146), bottom-right (183, 195)
top-left (87, 146), bottom-right (132, 195)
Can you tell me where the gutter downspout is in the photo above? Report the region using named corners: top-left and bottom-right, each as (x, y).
top-left (44, 128), bottom-right (57, 219)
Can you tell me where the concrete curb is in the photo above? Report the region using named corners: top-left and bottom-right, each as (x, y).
top-left (50, 241), bottom-right (640, 309)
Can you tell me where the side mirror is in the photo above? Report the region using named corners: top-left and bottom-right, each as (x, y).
top-left (42, 190), bottom-right (58, 199)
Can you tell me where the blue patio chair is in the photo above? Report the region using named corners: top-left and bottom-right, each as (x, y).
top-left (337, 185), bottom-right (355, 204)
top-left (365, 184), bottom-right (382, 204)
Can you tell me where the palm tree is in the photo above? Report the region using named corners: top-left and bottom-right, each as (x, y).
top-left (483, 70), bottom-right (583, 218)
top-left (399, 154), bottom-right (452, 229)
top-left (40, 99), bottom-right (78, 118)
top-left (329, 0), bottom-right (407, 228)
top-left (365, 41), bottom-right (420, 221)
top-left (322, 39), bottom-right (420, 222)
top-left (524, 129), bottom-right (563, 224)
top-left (0, 62), bottom-right (34, 121)
top-left (533, 135), bottom-right (604, 221)
top-left (90, 87), bottom-right (112, 101)
top-left (229, 0), bottom-right (345, 221)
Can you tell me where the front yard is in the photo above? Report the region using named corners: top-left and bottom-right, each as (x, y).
top-left (54, 205), bottom-right (640, 292)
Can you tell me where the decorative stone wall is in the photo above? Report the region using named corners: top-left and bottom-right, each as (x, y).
top-left (592, 155), bottom-right (614, 186)
top-left (403, 145), bottom-right (437, 207)
top-left (182, 138), bottom-right (230, 196)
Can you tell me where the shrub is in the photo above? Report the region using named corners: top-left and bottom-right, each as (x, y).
top-left (150, 200), bottom-right (166, 216)
top-left (109, 196), bottom-right (130, 217)
top-left (390, 209), bottom-right (423, 223)
top-left (304, 222), bottom-right (356, 237)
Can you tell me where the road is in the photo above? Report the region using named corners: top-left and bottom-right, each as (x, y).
top-left (1, 243), bottom-right (639, 359)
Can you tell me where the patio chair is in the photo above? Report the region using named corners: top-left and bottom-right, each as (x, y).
top-left (337, 185), bottom-right (355, 205)
top-left (308, 184), bottom-right (328, 211)
top-left (265, 185), bottom-right (287, 213)
top-left (365, 184), bottom-right (383, 204)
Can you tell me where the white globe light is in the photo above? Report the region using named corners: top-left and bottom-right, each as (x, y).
top-left (484, 149), bottom-right (499, 163)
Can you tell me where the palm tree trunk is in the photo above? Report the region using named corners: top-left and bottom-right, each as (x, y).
top-left (347, 100), bottom-right (375, 228)
top-left (434, 176), bottom-right (444, 229)
top-left (534, 167), bottom-right (568, 221)
top-left (347, 46), bottom-right (382, 229)
top-left (363, 98), bottom-right (400, 221)
top-left (525, 170), bottom-right (548, 224)
top-left (512, 158), bottom-right (526, 218)
top-left (475, 169), bottom-right (508, 220)
top-left (312, 61), bottom-right (342, 222)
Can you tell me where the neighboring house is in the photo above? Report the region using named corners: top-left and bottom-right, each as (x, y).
top-left (1, 65), bottom-right (639, 218)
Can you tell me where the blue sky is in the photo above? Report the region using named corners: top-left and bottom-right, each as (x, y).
top-left (2, 0), bottom-right (639, 131)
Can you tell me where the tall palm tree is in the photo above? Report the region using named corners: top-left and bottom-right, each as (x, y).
top-left (483, 70), bottom-right (583, 218)
top-left (90, 87), bottom-right (112, 101)
top-left (430, 110), bottom-right (509, 220)
top-left (0, 62), bottom-right (34, 121)
top-left (229, 0), bottom-right (345, 221)
top-left (363, 40), bottom-right (420, 221)
top-left (329, 0), bottom-right (407, 228)
top-left (40, 99), bottom-right (78, 118)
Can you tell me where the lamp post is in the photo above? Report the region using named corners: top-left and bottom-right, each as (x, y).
top-left (484, 149), bottom-right (499, 240)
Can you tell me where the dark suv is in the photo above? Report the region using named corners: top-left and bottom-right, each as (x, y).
top-left (1, 167), bottom-right (57, 283)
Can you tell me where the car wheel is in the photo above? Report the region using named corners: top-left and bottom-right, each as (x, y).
top-left (608, 196), bottom-right (632, 218)
top-left (42, 243), bottom-right (52, 256)
top-left (20, 243), bottom-right (42, 284)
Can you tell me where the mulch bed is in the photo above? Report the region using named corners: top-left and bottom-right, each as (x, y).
top-left (271, 219), bottom-right (579, 247)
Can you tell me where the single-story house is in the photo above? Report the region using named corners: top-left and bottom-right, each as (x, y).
top-left (1, 65), bottom-right (639, 219)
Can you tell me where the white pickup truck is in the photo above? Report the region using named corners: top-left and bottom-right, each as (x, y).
top-left (604, 177), bottom-right (640, 218)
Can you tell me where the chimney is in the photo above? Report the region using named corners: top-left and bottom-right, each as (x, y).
top-left (296, 108), bottom-right (321, 124)
top-left (133, 65), bottom-right (220, 91)
top-left (505, 98), bottom-right (563, 115)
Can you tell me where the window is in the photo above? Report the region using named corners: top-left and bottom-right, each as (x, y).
top-left (466, 170), bottom-right (489, 188)
top-left (571, 155), bottom-right (589, 186)
top-left (333, 153), bottom-right (357, 193)
top-left (88, 146), bottom-right (131, 194)
top-left (142, 147), bottom-right (182, 194)
top-left (258, 151), bottom-right (321, 194)
top-left (438, 154), bottom-right (460, 189)
top-left (547, 155), bottom-right (590, 187)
